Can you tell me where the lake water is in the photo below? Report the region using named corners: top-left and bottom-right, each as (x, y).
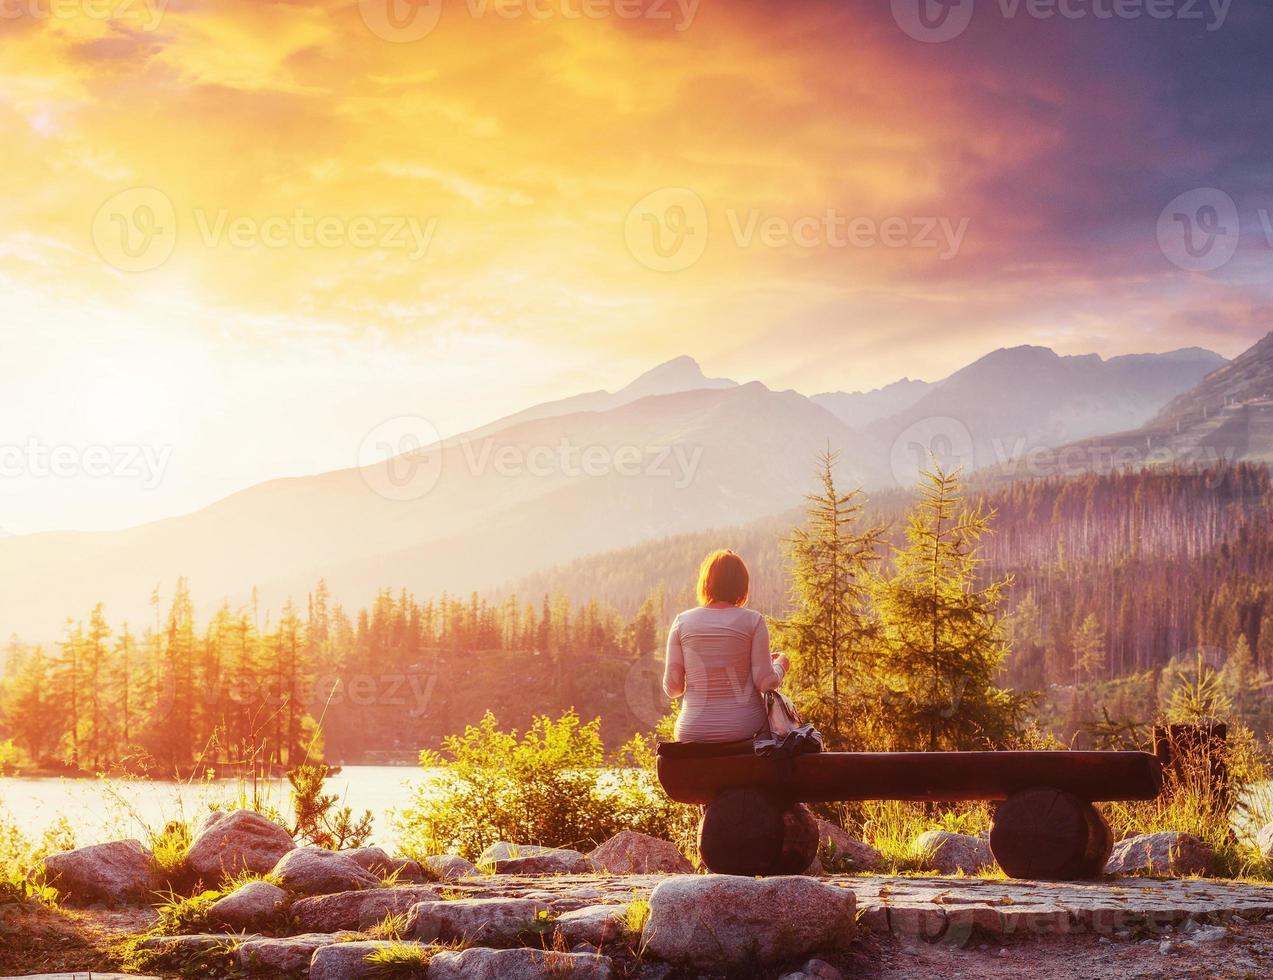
top-left (0, 766), bottom-right (436, 851)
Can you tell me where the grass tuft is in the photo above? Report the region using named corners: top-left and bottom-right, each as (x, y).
top-left (623, 898), bottom-right (650, 936)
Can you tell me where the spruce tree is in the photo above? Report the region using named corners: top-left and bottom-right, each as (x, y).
top-left (770, 450), bottom-right (884, 749)
top-left (872, 463), bottom-right (1024, 751)
top-left (1072, 612), bottom-right (1106, 683)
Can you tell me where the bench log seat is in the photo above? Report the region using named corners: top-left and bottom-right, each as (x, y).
top-left (656, 743), bottom-right (1163, 881)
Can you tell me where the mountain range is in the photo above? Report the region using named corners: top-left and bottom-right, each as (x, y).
top-left (0, 340), bottom-right (1241, 640)
top-left (986, 333), bottom-right (1273, 480)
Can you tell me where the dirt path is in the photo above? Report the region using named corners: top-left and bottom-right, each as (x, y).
top-left (0, 903), bottom-right (154, 976)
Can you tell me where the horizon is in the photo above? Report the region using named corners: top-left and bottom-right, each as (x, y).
top-left (0, 336), bottom-right (1246, 537)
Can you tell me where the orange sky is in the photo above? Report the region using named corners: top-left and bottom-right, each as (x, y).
top-left (2, 0), bottom-right (1270, 531)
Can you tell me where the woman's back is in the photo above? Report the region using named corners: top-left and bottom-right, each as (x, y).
top-left (667, 605), bottom-right (770, 742)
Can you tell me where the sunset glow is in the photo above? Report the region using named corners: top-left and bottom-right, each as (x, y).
top-left (2, 0), bottom-right (1272, 530)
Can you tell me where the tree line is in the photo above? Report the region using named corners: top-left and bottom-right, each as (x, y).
top-left (0, 583), bottom-right (667, 773)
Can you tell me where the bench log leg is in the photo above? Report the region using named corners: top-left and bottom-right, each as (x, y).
top-left (989, 786), bottom-right (1113, 880)
top-left (698, 786), bottom-right (819, 876)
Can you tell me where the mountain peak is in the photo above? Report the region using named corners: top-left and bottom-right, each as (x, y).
top-left (618, 356), bottom-right (737, 399)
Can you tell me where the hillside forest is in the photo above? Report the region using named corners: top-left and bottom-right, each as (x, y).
top-left (2, 459), bottom-right (1273, 773)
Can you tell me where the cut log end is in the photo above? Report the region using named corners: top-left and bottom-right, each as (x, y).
top-left (697, 786), bottom-right (819, 877)
top-left (990, 786), bottom-right (1112, 880)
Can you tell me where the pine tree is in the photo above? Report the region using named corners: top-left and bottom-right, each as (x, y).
top-left (1072, 613), bottom-right (1106, 683)
top-left (1166, 649), bottom-right (1232, 723)
top-left (0, 646), bottom-right (63, 762)
top-left (58, 619), bottom-right (84, 769)
top-left (770, 450), bottom-right (884, 749)
top-left (1223, 634), bottom-right (1255, 723)
top-left (83, 603), bottom-right (112, 769)
top-left (872, 463), bottom-right (1024, 751)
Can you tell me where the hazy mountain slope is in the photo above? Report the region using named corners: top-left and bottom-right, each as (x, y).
top-left (466, 355), bottom-right (737, 437)
top-left (0, 381), bottom-right (863, 640)
top-left (0, 344), bottom-right (1228, 641)
top-left (1151, 334), bottom-right (1273, 431)
top-left (812, 378), bottom-right (932, 428)
top-left (976, 333), bottom-right (1273, 480)
top-left (866, 345), bottom-right (1225, 478)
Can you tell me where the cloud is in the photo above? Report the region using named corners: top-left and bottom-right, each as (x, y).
top-left (2, 0), bottom-right (1271, 524)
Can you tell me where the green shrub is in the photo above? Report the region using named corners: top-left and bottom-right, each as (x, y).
top-left (150, 888), bottom-right (226, 935)
top-left (395, 711), bottom-right (697, 862)
top-left (0, 739), bottom-right (30, 775)
top-left (0, 811), bottom-right (74, 907)
top-left (149, 820), bottom-right (193, 884)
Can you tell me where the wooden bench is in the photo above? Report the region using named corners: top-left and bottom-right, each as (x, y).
top-left (656, 743), bottom-right (1163, 880)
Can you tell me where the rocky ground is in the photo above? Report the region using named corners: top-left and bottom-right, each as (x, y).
top-left (7, 872), bottom-right (1273, 978)
top-left (7, 814), bottom-right (1273, 978)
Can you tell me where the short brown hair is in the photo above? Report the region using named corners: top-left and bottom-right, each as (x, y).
top-left (696, 549), bottom-right (749, 606)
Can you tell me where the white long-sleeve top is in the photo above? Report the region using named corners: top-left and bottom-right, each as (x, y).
top-left (662, 605), bottom-right (784, 742)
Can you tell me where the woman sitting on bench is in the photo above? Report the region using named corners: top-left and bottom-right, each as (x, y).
top-left (662, 549), bottom-right (789, 743)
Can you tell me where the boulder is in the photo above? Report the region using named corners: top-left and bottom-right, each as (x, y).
top-left (273, 846), bottom-right (380, 894)
top-left (309, 939), bottom-right (431, 980)
top-left (428, 947), bottom-right (615, 980)
top-left (1105, 832), bottom-right (1216, 876)
top-left (290, 884), bottom-right (442, 931)
top-left (588, 831), bottom-right (693, 875)
top-left (207, 879), bottom-right (287, 929)
top-left (185, 810), bottom-right (295, 881)
top-left (406, 896), bottom-right (553, 945)
top-left (808, 820), bottom-right (883, 873)
top-left (237, 933), bottom-right (356, 974)
top-left (553, 903), bottom-right (635, 947)
top-left (344, 845), bottom-right (424, 881)
top-left (912, 830), bottom-right (993, 875)
top-left (40, 839), bottom-right (159, 904)
top-left (641, 874), bottom-right (856, 969)
top-left (423, 854), bottom-right (480, 880)
top-left (478, 842), bottom-right (591, 874)
top-left (780, 959), bottom-right (846, 980)
top-left (1255, 822), bottom-right (1273, 861)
